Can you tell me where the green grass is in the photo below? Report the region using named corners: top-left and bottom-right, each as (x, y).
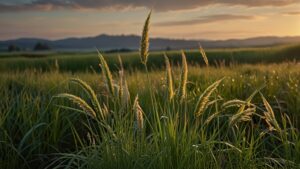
top-left (0, 43), bottom-right (300, 72)
top-left (0, 61), bottom-right (299, 169)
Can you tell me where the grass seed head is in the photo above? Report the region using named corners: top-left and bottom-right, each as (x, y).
top-left (164, 53), bottom-right (174, 101)
top-left (261, 94), bottom-right (281, 132)
top-left (97, 50), bottom-right (115, 96)
top-left (194, 78), bottom-right (223, 118)
top-left (140, 11), bottom-right (151, 65)
top-left (56, 93), bottom-right (97, 119)
top-left (70, 78), bottom-right (104, 119)
top-left (177, 50), bottom-right (188, 101)
top-left (229, 107), bottom-right (255, 126)
top-left (199, 44), bottom-right (209, 66)
top-left (134, 95), bottom-right (144, 131)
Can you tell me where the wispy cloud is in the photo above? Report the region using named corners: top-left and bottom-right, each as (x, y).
top-left (155, 14), bottom-right (261, 27)
top-left (0, 0), bottom-right (299, 12)
top-left (283, 11), bottom-right (300, 15)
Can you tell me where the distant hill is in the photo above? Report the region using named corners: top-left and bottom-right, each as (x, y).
top-left (1, 34), bottom-right (300, 51)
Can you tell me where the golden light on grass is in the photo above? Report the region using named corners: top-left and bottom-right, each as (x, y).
top-left (140, 11), bottom-right (152, 65)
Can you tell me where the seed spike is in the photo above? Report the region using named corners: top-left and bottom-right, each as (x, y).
top-left (177, 50), bottom-right (188, 101)
top-left (97, 49), bottom-right (115, 96)
top-left (134, 95), bottom-right (144, 131)
top-left (164, 53), bottom-right (174, 101)
top-left (199, 44), bottom-right (209, 66)
top-left (140, 11), bottom-right (151, 65)
top-left (194, 78), bottom-right (224, 118)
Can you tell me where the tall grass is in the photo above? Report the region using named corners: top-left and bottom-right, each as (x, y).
top-left (47, 12), bottom-right (299, 169)
top-left (164, 53), bottom-right (174, 101)
top-left (177, 50), bottom-right (188, 101)
top-left (0, 62), bottom-right (299, 168)
top-left (140, 11), bottom-right (151, 66)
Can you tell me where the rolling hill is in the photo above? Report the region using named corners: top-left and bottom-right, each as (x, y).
top-left (1, 34), bottom-right (300, 51)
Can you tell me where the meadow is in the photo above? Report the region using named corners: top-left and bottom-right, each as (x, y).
top-left (0, 43), bottom-right (300, 72)
top-left (1, 13), bottom-right (300, 169)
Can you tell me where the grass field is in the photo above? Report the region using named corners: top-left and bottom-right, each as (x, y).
top-left (0, 43), bottom-right (300, 72)
top-left (1, 56), bottom-right (300, 168)
top-left (1, 14), bottom-right (300, 169)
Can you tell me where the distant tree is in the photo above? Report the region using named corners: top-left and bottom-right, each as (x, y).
top-left (34, 42), bottom-right (51, 51)
top-left (105, 48), bottom-right (133, 53)
top-left (8, 44), bottom-right (21, 52)
top-left (166, 46), bottom-right (171, 51)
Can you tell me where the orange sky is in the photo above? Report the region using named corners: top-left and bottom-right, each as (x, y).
top-left (0, 0), bottom-right (299, 40)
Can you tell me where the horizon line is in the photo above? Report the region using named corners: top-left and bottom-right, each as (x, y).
top-left (1, 33), bottom-right (300, 42)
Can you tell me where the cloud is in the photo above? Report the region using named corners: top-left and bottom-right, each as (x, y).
top-left (0, 4), bottom-right (54, 12)
top-left (283, 11), bottom-right (300, 15)
top-left (0, 0), bottom-right (299, 12)
top-left (155, 14), bottom-right (261, 26)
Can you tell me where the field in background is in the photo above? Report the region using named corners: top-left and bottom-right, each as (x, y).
top-left (0, 43), bottom-right (299, 72)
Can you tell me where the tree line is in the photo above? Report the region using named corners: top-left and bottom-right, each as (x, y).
top-left (8, 42), bottom-right (51, 52)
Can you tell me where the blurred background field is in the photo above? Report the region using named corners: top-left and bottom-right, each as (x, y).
top-left (0, 43), bottom-right (299, 72)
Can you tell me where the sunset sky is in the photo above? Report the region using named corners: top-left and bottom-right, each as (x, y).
top-left (0, 0), bottom-right (300, 40)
